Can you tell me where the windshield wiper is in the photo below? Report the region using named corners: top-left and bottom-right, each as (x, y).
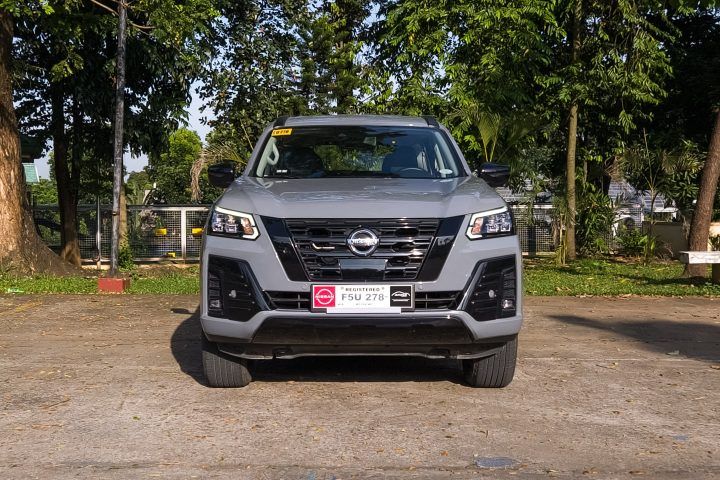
top-left (319, 171), bottom-right (399, 178)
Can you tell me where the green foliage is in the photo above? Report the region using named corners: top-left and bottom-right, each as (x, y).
top-left (576, 183), bottom-right (615, 256)
top-left (616, 227), bottom-right (648, 257)
top-left (646, 9), bottom-right (720, 146)
top-left (118, 243), bottom-right (135, 271)
top-left (126, 170), bottom-right (153, 205)
top-left (200, 1), bottom-right (370, 163)
top-left (619, 135), bottom-right (703, 217)
top-left (365, 0), bottom-right (678, 214)
top-left (0, 0), bottom-right (59, 16)
top-left (29, 179), bottom-right (58, 205)
top-left (8, 0), bottom-right (720, 272)
top-left (12, 0), bottom-right (218, 208)
top-left (615, 226), bottom-right (657, 263)
top-left (150, 128), bottom-right (201, 203)
top-left (296, 1), bottom-right (368, 113)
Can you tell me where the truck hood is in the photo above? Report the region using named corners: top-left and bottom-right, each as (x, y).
top-left (216, 176), bottom-right (506, 219)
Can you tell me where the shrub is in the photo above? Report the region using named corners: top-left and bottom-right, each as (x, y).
top-left (617, 227), bottom-right (647, 257)
top-left (576, 184), bottom-right (615, 256)
top-left (119, 242), bottom-right (135, 271)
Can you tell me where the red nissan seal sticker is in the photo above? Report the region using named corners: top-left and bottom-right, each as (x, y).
top-left (312, 285), bottom-right (336, 309)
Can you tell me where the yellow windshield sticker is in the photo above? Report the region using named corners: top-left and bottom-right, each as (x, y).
top-left (272, 128), bottom-right (293, 136)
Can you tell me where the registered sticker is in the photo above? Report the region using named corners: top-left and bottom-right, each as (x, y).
top-left (311, 284), bottom-right (414, 313)
top-left (271, 128), bottom-right (293, 136)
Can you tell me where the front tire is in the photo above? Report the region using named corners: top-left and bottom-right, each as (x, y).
top-left (201, 335), bottom-right (252, 388)
top-left (462, 335), bottom-right (517, 388)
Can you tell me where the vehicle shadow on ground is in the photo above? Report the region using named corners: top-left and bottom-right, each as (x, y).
top-left (550, 314), bottom-right (720, 363)
top-left (170, 309), bottom-right (466, 386)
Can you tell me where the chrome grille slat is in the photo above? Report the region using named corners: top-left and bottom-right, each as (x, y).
top-left (285, 218), bottom-right (439, 281)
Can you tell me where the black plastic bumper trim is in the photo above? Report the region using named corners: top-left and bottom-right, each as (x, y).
top-left (249, 315), bottom-right (474, 345)
top-left (416, 215), bottom-right (464, 281)
top-left (260, 216), bottom-right (308, 281)
top-left (207, 256), bottom-right (269, 321)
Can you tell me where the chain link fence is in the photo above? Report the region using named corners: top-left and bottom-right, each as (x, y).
top-left (32, 203), bottom-right (643, 262)
top-left (509, 204), bottom-right (555, 254)
top-left (33, 204), bottom-right (209, 262)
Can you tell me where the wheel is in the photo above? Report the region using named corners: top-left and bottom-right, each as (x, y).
top-left (201, 335), bottom-right (252, 388)
top-left (462, 335), bottom-right (518, 388)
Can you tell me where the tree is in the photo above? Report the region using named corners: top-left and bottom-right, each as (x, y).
top-left (542, 1), bottom-right (674, 259)
top-left (295, 0), bottom-right (370, 113)
top-left (371, 1), bottom-right (673, 222)
top-left (13, 0), bottom-right (217, 267)
top-left (200, 0), bottom-right (370, 156)
top-left (644, 5), bottom-right (720, 276)
top-left (151, 128), bottom-right (202, 203)
top-left (646, 8), bottom-right (720, 147)
top-left (0, 2), bottom-right (77, 274)
top-left (686, 111), bottom-right (720, 276)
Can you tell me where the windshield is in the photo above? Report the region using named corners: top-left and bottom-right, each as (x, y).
top-left (252, 126), bottom-right (466, 179)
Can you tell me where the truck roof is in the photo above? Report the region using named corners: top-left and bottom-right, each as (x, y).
top-left (279, 115), bottom-right (435, 128)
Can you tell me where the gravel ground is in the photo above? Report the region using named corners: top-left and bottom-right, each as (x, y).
top-left (0, 295), bottom-right (718, 479)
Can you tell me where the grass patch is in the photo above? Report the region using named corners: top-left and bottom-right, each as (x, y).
top-left (524, 257), bottom-right (720, 296)
top-left (0, 265), bottom-right (200, 295)
top-left (125, 268), bottom-right (199, 294)
top-left (0, 275), bottom-right (97, 294)
top-left (1, 260), bottom-right (718, 297)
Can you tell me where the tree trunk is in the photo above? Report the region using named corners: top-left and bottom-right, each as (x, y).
top-left (51, 85), bottom-right (81, 266)
top-left (110, 2), bottom-right (128, 275)
top-left (0, 10), bottom-right (77, 275)
top-left (685, 110), bottom-right (720, 277)
top-left (566, 103), bottom-right (578, 260)
top-left (565, 0), bottom-right (582, 261)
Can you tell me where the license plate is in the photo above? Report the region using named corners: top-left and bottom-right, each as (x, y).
top-left (311, 284), bottom-right (414, 313)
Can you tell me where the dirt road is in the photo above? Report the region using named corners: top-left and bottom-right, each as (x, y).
top-left (0, 295), bottom-right (718, 479)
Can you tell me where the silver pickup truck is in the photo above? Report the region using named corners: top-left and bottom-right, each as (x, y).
top-left (200, 115), bottom-right (522, 388)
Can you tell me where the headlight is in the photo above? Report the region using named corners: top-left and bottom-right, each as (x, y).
top-left (209, 206), bottom-right (259, 240)
top-left (466, 207), bottom-right (514, 239)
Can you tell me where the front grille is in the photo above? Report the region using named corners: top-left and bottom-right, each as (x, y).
top-left (464, 256), bottom-right (517, 321)
top-left (284, 218), bottom-right (440, 281)
top-left (414, 291), bottom-right (463, 310)
top-left (266, 291), bottom-right (462, 311)
top-left (266, 291), bottom-right (310, 310)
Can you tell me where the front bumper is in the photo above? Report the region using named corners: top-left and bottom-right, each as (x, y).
top-left (207, 313), bottom-right (519, 360)
top-left (200, 224), bottom-right (523, 359)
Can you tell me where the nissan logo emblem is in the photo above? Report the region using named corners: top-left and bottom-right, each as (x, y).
top-left (346, 228), bottom-right (379, 256)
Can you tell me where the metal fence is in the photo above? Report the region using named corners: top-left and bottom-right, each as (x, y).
top-left (33, 204), bottom-right (209, 262)
top-left (32, 203), bottom-right (642, 263)
top-left (509, 204), bottom-right (556, 254)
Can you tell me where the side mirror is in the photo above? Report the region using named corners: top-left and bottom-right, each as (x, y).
top-left (477, 162), bottom-right (510, 188)
top-left (208, 161), bottom-right (237, 189)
